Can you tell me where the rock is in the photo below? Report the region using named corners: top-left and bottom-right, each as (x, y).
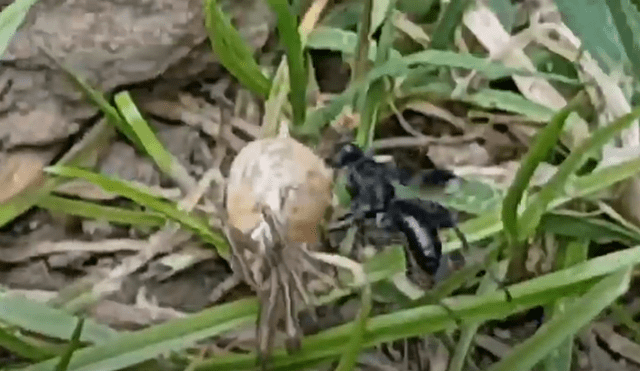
top-left (0, 0), bottom-right (275, 149)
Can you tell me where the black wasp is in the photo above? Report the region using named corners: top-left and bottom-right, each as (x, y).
top-left (333, 142), bottom-right (468, 279)
top-left (332, 143), bottom-right (512, 370)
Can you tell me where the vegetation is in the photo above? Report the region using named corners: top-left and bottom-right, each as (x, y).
top-left (2, 0), bottom-right (640, 370)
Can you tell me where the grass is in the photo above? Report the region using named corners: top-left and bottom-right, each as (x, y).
top-left (2, 0), bottom-right (640, 370)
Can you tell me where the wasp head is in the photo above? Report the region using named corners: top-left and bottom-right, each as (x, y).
top-left (333, 142), bottom-right (364, 168)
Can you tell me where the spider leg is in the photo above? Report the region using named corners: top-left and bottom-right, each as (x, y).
top-left (289, 262), bottom-right (313, 308)
top-left (208, 270), bottom-right (243, 303)
top-left (256, 270), bottom-right (280, 368)
top-left (280, 266), bottom-right (302, 354)
top-left (299, 249), bottom-right (341, 290)
top-left (306, 251), bottom-right (366, 288)
top-left (289, 260), bottom-right (319, 324)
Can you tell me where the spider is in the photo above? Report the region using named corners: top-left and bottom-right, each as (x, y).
top-left (222, 136), bottom-right (365, 369)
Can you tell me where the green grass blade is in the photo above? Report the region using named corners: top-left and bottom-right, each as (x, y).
top-left (486, 0), bottom-right (518, 31)
top-left (395, 176), bottom-right (504, 216)
top-left (0, 0), bottom-right (39, 57)
top-left (0, 326), bottom-right (55, 361)
top-left (373, 2), bottom-right (397, 74)
top-left (610, 302), bottom-right (640, 343)
top-left (335, 285), bottom-right (372, 371)
top-left (487, 268), bottom-right (631, 371)
top-left (297, 82), bottom-right (359, 138)
top-left (502, 92), bottom-right (587, 243)
top-left (39, 53), bottom-right (143, 150)
top-left (541, 238), bottom-right (588, 371)
top-left (300, 48), bottom-right (579, 137)
top-left (306, 27), bottom-right (378, 60)
top-left (309, 31), bottom-right (578, 85)
top-left (465, 89), bottom-right (556, 122)
top-left (1, 183), bottom-right (55, 228)
top-left (444, 153), bottom-right (640, 253)
top-left (354, 68), bottom-right (383, 149)
top-left (55, 317), bottom-right (85, 371)
top-left (44, 166), bottom-right (229, 256)
top-left (24, 299), bottom-right (258, 371)
top-left (605, 0), bottom-right (640, 81)
top-left (392, 9), bottom-right (430, 47)
top-left (449, 260), bottom-right (509, 371)
top-left (519, 104), bottom-right (640, 239)
top-left (37, 195), bottom-right (167, 228)
top-left (24, 247), bottom-right (404, 371)
top-left (555, 0), bottom-right (626, 74)
top-left (381, 50), bottom-right (580, 84)
top-left (194, 245), bottom-right (640, 370)
top-left (203, 0), bottom-right (271, 98)
top-left (261, 61), bottom-right (291, 138)
top-left (401, 87), bottom-right (557, 123)
top-left (444, 210), bottom-right (503, 252)
top-left (114, 91), bottom-right (195, 190)
top-left (0, 295), bottom-right (117, 344)
top-left (0, 121), bottom-right (115, 228)
top-left (266, 0), bottom-right (307, 125)
top-left (355, 0), bottom-right (395, 148)
top-left (370, 0), bottom-right (391, 37)
top-left (570, 155), bottom-right (640, 197)
top-left (540, 212), bottom-right (640, 245)
top-left (353, 0), bottom-right (373, 82)
top-left (430, 0), bottom-right (472, 50)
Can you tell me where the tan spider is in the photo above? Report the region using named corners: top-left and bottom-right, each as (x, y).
top-left (217, 135), bottom-right (365, 367)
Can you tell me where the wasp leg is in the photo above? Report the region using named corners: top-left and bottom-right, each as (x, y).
top-left (408, 337), bottom-right (425, 371)
top-left (484, 263), bottom-right (513, 302)
top-left (437, 300), bottom-right (463, 327)
top-left (451, 226), bottom-right (512, 303)
top-left (451, 225), bottom-right (513, 302)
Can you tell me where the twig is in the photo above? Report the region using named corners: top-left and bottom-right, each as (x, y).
top-left (372, 134), bottom-right (478, 150)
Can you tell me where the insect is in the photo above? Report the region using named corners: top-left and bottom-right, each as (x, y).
top-left (334, 143), bottom-right (513, 302)
top-left (223, 135), bottom-right (361, 368)
top-left (333, 142), bottom-right (468, 275)
top-left (332, 143), bottom-right (515, 370)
